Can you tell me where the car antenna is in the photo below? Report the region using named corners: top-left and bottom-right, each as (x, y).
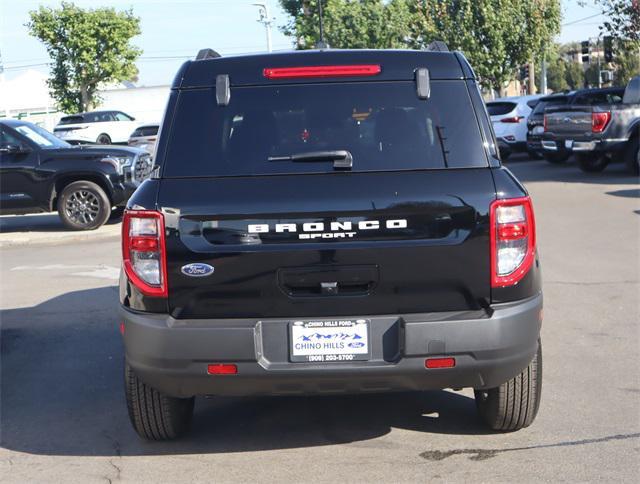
top-left (315, 0), bottom-right (329, 49)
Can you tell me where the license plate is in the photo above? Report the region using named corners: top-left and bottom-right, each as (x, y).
top-left (565, 140), bottom-right (574, 149)
top-left (289, 319), bottom-right (370, 362)
top-left (533, 126), bottom-right (544, 135)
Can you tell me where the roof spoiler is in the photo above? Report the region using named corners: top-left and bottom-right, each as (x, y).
top-left (426, 41), bottom-right (449, 52)
top-left (195, 48), bottom-right (221, 61)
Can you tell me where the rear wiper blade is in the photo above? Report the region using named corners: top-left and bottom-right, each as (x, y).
top-left (268, 150), bottom-right (353, 170)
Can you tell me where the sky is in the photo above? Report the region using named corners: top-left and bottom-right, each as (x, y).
top-left (0, 0), bottom-right (608, 86)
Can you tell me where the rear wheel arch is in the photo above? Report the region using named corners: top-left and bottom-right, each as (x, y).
top-left (51, 174), bottom-right (113, 211)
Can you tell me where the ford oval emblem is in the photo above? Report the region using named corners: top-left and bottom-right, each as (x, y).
top-left (181, 263), bottom-right (214, 277)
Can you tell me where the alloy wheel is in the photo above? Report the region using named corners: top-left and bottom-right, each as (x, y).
top-left (64, 190), bottom-right (100, 226)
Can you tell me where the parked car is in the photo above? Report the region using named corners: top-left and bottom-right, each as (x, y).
top-left (526, 92), bottom-right (575, 162)
top-left (53, 110), bottom-right (139, 145)
top-left (486, 95), bottom-right (541, 159)
top-left (128, 123), bottom-right (159, 156)
top-left (0, 119), bottom-right (153, 230)
top-left (542, 80), bottom-right (638, 173)
top-left (120, 46), bottom-right (543, 440)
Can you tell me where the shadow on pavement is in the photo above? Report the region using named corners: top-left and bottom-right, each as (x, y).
top-left (1, 287), bottom-right (489, 457)
top-left (0, 212), bottom-right (122, 234)
top-left (504, 156), bottom-right (638, 186)
top-left (606, 188), bottom-right (640, 199)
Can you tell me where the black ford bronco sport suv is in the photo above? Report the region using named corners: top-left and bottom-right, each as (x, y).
top-left (120, 46), bottom-right (543, 440)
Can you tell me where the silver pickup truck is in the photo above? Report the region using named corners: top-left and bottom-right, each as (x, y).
top-left (542, 76), bottom-right (640, 174)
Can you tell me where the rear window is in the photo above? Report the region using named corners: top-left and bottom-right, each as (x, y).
top-left (59, 115), bottom-right (84, 125)
top-left (162, 81), bottom-right (486, 178)
top-left (532, 96), bottom-right (569, 115)
top-left (486, 102), bottom-right (517, 116)
top-left (574, 89), bottom-right (624, 105)
top-left (132, 126), bottom-right (159, 137)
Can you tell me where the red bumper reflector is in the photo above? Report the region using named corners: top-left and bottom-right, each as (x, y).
top-left (207, 364), bottom-right (238, 375)
top-left (119, 322), bottom-right (125, 335)
top-left (263, 64), bottom-right (381, 79)
top-left (425, 357), bottom-right (456, 369)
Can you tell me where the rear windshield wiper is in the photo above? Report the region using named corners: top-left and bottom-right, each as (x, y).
top-left (268, 150), bottom-right (353, 170)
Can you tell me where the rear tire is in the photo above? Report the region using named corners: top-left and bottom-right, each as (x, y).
top-left (474, 340), bottom-right (542, 432)
top-left (527, 148), bottom-right (542, 160)
top-left (125, 363), bottom-right (195, 441)
top-left (96, 133), bottom-right (111, 144)
top-left (624, 137), bottom-right (639, 176)
top-left (576, 153), bottom-right (610, 172)
top-left (542, 152), bottom-right (569, 164)
top-left (57, 180), bottom-right (111, 230)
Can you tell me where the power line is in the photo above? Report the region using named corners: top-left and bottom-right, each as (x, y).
top-left (562, 13), bottom-right (603, 27)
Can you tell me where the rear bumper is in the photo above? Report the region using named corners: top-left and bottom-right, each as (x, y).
top-left (497, 137), bottom-right (526, 151)
top-left (121, 294), bottom-right (542, 398)
top-left (541, 137), bottom-right (628, 153)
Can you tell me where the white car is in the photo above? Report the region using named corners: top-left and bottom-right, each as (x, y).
top-left (486, 95), bottom-right (541, 158)
top-left (128, 123), bottom-right (159, 157)
top-left (53, 110), bottom-right (139, 145)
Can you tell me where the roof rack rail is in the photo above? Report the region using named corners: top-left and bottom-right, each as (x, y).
top-left (195, 48), bottom-right (221, 61)
top-left (426, 41), bottom-right (449, 52)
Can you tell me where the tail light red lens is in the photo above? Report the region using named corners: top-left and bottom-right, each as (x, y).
top-left (263, 64), bottom-right (381, 79)
top-left (122, 210), bottom-right (168, 297)
top-left (543, 115), bottom-right (548, 132)
top-left (500, 116), bottom-right (523, 123)
top-left (425, 357), bottom-right (456, 369)
top-left (592, 111), bottom-right (611, 133)
top-left (207, 364), bottom-right (238, 375)
top-left (490, 197), bottom-right (536, 287)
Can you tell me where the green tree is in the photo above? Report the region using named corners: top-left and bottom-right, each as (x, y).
top-left (406, 0), bottom-right (561, 94)
top-left (546, 57), bottom-right (569, 91)
top-left (584, 62), bottom-right (600, 87)
top-left (27, 2), bottom-right (141, 113)
top-left (613, 40), bottom-right (640, 85)
top-left (279, 0), bottom-right (411, 49)
top-left (593, 0), bottom-right (640, 43)
top-left (564, 60), bottom-right (585, 89)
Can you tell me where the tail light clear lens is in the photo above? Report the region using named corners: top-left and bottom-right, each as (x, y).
top-left (122, 210), bottom-right (167, 297)
top-left (592, 111), bottom-right (611, 133)
top-left (490, 197), bottom-right (536, 287)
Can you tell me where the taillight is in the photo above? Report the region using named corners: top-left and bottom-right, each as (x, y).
top-left (543, 115), bottom-right (548, 132)
top-left (263, 64), bottom-right (381, 79)
top-left (490, 197), bottom-right (536, 287)
top-left (500, 116), bottom-right (523, 123)
top-left (592, 111), bottom-right (611, 133)
top-left (122, 210), bottom-right (167, 297)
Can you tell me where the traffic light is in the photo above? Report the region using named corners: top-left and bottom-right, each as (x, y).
top-left (581, 40), bottom-right (590, 63)
top-left (604, 36), bottom-right (614, 63)
top-left (519, 64), bottom-right (530, 80)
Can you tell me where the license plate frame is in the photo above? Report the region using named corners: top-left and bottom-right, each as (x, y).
top-left (289, 319), bottom-right (371, 363)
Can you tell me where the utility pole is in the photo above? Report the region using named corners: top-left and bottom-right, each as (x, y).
top-left (528, 60), bottom-right (535, 95)
top-left (315, 0), bottom-right (329, 49)
top-left (596, 36), bottom-right (602, 88)
top-left (252, 2), bottom-right (273, 52)
top-left (540, 53), bottom-right (548, 95)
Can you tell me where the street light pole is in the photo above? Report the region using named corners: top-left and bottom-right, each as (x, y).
top-left (252, 2), bottom-right (273, 52)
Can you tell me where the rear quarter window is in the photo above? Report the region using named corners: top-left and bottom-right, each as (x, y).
top-left (486, 102), bottom-right (517, 116)
top-left (162, 80), bottom-right (487, 177)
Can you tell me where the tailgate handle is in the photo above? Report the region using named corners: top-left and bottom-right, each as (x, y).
top-left (278, 266), bottom-right (379, 297)
top-left (320, 282), bottom-right (338, 295)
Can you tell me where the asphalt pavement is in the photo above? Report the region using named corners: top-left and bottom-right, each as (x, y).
top-left (1, 156), bottom-right (639, 483)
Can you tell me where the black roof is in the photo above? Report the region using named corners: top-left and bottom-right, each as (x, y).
top-left (171, 49), bottom-right (475, 89)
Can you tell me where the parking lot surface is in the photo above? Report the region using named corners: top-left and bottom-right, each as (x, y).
top-left (1, 156), bottom-right (639, 482)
